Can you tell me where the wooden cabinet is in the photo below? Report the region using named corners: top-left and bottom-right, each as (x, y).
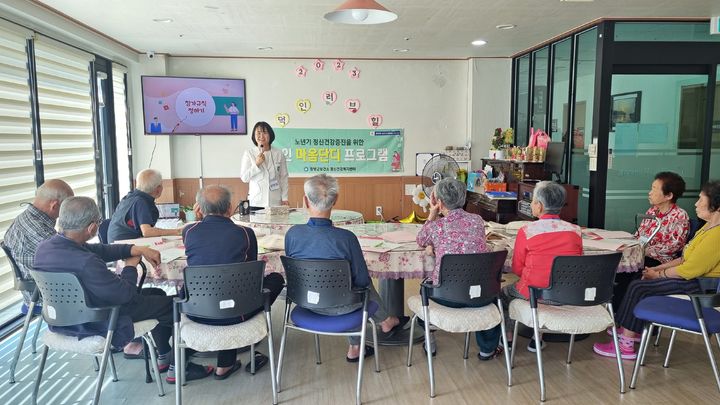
top-left (516, 181), bottom-right (579, 223)
top-left (465, 191), bottom-right (517, 224)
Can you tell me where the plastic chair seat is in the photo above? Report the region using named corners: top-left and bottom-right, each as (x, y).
top-left (634, 296), bottom-right (720, 334)
top-left (509, 299), bottom-right (613, 334)
top-left (290, 301), bottom-right (378, 334)
top-left (179, 313), bottom-right (268, 352)
top-left (407, 295), bottom-right (501, 333)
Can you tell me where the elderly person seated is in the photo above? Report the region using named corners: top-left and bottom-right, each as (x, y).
top-left (415, 177), bottom-right (503, 360)
top-left (613, 172), bottom-right (689, 309)
top-left (182, 185), bottom-right (285, 380)
top-left (284, 174), bottom-right (407, 362)
top-left (32, 196), bottom-right (213, 382)
top-left (594, 180), bottom-right (720, 360)
top-left (504, 181), bottom-right (583, 352)
top-left (108, 169), bottom-right (183, 242)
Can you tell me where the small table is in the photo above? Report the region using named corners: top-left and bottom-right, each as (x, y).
top-left (232, 209), bottom-right (363, 235)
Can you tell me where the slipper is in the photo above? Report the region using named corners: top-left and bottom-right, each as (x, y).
top-left (166, 362), bottom-right (214, 384)
top-left (346, 346), bottom-right (374, 363)
top-left (215, 361), bottom-right (242, 380)
top-left (245, 352), bottom-right (269, 374)
top-left (123, 349), bottom-right (145, 360)
top-left (379, 315), bottom-right (412, 338)
top-left (478, 346), bottom-right (504, 361)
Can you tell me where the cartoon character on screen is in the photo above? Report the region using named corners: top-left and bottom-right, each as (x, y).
top-left (149, 116), bottom-right (162, 134)
top-left (224, 102), bottom-right (240, 132)
top-left (391, 151), bottom-right (401, 172)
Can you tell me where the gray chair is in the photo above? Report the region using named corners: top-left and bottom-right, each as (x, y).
top-left (276, 256), bottom-right (380, 405)
top-left (1, 240), bottom-right (43, 384)
top-left (30, 270), bottom-right (164, 405)
top-left (405, 250), bottom-right (512, 398)
top-left (173, 261), bottom-right (278, 405)
top-left (508, 253), bottom-right (624, 402)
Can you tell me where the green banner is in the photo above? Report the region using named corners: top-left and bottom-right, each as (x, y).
top-left (273, 128), bottom-right (404, 174)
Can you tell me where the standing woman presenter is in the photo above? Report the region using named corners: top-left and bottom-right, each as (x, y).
top-left (240, 121), bottom-right (289, 209)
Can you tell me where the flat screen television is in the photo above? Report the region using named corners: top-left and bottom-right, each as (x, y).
top-left (544, 141), bottom-right (565, 182)
top-left (141, 76), bottom-right (247, 135)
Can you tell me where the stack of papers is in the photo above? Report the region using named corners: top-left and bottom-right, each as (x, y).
top-left (583, 228), bottom-right (635, 239)
top-left (380, 230), bottom-right (417, 244)
top-left (583, 238), bottom-right (639, 251)
top-left (257, 234), bottom-right (285, 251)
top-left (358, 237), bottom-right (402, 253)
top-left (160, 247), bottom-right (185, 263)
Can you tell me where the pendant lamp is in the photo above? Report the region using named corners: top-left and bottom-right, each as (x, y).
top-left (324, 0), bottom-right (398, 25)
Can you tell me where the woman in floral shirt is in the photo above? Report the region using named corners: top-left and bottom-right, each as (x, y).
top-left (613, 172), bottom-right (689, 309)
top-left (416, 178), bottom-right (501, 360)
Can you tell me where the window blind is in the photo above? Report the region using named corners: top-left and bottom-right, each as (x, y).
top-left (0, 23), bottom-right (34, 311)
top-left (34, 35), bottom-right (98, 200)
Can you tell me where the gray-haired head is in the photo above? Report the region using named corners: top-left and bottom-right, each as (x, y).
top-left (196, 185), bottom-right (232, 216)
top-left (58, 197), bottom-right (101, 232)
top-left (136, 169), bottom-right (163, 194)
top-left (35, 179), bottom-right (74, 203)
top-left (533, 181), bottom-right (566, 215)
top-left (434, 178), bottom-right (467, 210)
top-left (304, 174), bottom-right (339, 212)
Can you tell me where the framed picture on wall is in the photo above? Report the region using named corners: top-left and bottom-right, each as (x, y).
top-left (611, 91), bottom-right (641, 131)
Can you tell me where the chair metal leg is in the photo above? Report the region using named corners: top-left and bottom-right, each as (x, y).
top-left (498, 298), bottom-right (512, 387)
top-left (566, 334), bottom-right (575, 364)
top-left (406, 314), bottom-right (418, 367)
top-left (142, 338), bottom-right (152, 383)
top-left (31, 316), bottom-right (42, 354)
top-left (250, 343), bottom-right (256, 375)
top-left (93, 356), bottom-right (100, 371)
top-left (698, 319), bottom-right (720, 392)
top-left (276, 303), bottom-right (291, 392)
top-left (180, 343), bottom-right (187, 387)
top-left (640, 324), bottom-right (655, 366)
top-left (715, 333), bottom-right (720, 349)
top-left (314, 335), bottom-right (322, 365)
top-left (422, 304), bottom-right (435, 398)
top-left (630, 324), bottom-right (650, 389)
top-left (654, 327), bottom-right (663, 347)
top-left (510, 320), bottom-right (519, 368)
top-left (463, 332), bottom-right (470, 360)
top-left (108, 352), bottom-right (119, 382)
top-left (174, 320), bottom-right (182, 405)
top-left (93, 332), bottom-right (114, 405)
top-left (356, 310), bottom-right (369, 405)
top-left (608, 304), bottom-right (625, 394)
top-left (31, 345), bottom-right (49, 405)
top-left (9, 309), bottom-right (35, 384)
top-left (265, 311), bottom-right (278, 405)
top-left (663, 329), bottom-right (677, 368)
top-left (143, 335), bottom-right (165, 397)
top-left (369, 318), bottom-right (380, 372)
top-left (530, 307), bottom-right (546, 402)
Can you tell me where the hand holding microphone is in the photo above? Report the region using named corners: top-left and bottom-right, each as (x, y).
top-left (255, 143), bottom-right (266, 167)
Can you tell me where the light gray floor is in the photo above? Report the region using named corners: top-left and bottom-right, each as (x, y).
top-left (1, 296), bottom-right (719, 405)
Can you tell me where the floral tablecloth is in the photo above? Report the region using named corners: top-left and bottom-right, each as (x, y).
top-left (232, 209), bottom-right (363, 235)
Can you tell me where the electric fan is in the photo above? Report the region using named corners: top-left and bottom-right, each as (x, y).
top-left (421, 154), bottom-right (460, 196)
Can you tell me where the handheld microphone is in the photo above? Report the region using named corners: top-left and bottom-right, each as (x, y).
top-left (259, 143), bottom-right (265, 152)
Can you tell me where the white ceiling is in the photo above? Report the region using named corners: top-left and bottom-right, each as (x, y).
top-left (35, 0), bottom-right (720, 59)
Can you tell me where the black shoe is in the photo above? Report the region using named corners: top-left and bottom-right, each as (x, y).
top-left (245, 351), bottom-right (269, 374)
top-left (527, 339), bottom-right (546, 353)
top-left (346, 346), bottom-right (375, 363)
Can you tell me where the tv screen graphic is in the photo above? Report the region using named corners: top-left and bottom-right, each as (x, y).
top-left (141, 76), bottom-right (247, 135)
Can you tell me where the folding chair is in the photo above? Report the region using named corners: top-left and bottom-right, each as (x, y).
top-left (405, 250), bottom-right (511, 398)
top-left (508, 253), bottom-right (624, 401)
top-left (276, 256), bottom-right (380, 405)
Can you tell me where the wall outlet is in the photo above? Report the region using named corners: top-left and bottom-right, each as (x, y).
top-left (375, 206), bottom-right (383, 216)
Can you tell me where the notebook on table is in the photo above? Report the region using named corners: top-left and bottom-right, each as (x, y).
top-left (155, 203), bottom-right (183, 229)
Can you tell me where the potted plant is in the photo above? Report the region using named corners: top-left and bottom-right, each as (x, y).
top-left (181, 205), bottom-right (196, 222)
top-left (489, 128), bottom-right (506, 159)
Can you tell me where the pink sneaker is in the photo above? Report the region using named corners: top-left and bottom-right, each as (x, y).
top-left (605, 327), bottom-right (641, 342)
top-left (593, 341), bottom-right (637, 360)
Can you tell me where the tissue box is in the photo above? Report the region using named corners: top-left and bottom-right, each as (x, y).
top-left (485, 182), bottom-right (507, 192)
top-left (267, 206), bottom-right (289, 216)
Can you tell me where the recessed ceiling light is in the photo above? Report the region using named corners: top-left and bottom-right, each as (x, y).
top-left (204, 5), bottom-right (220, 10)
top-left (393, 48), bottom-right (409, 53)
top-left (560, 0), bottom-right (594, 2)
top-left (496, 24), bottom-right (516, 30)
top-left (153, 18), bottom-right (174, 23)
top-left (471, 39), bottom-right (487, 46)
top-left (257, 46), bottom-right (273, 51)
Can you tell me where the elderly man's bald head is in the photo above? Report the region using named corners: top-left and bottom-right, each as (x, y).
top-left (33, 179), bottom-right (74, 219)
top-left (136, 169), bottom-right (163, 196)
top-left (196, 185), bottom-right (233, 216)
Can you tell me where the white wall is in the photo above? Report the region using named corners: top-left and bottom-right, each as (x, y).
top-left (126, 56), bottom-right (511, 178)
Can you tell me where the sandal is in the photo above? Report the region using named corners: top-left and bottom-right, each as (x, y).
top-left (123, 349), bottom-right (145, 360)
top-left (245, 351), bottom-right (269, 374)
top-left (478, 346), bottom-right (504, 361)
top-left (346, 346), bottom-right (374, 363)
top-left (166, 362), bottom-right (214, 384)
top-left (215, 361), bottom-right (242, 380)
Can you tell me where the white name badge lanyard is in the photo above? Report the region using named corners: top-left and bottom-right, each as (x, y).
top-left (266, 150), bottom-right (280, 191)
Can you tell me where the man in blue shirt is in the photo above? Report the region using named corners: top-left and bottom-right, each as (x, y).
top-left (285, 174), bottom-right (405, 362)
top-left (107, 169), bottom-right (183, 242)
top-left (183, 185), bottom-right (284, 379)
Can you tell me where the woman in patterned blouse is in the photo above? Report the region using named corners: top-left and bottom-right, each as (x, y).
top-left (613, 172), bottom-right (690, 309)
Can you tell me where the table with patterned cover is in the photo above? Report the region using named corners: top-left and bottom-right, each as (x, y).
top-left (231, 208), bottom-right (363, 235)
